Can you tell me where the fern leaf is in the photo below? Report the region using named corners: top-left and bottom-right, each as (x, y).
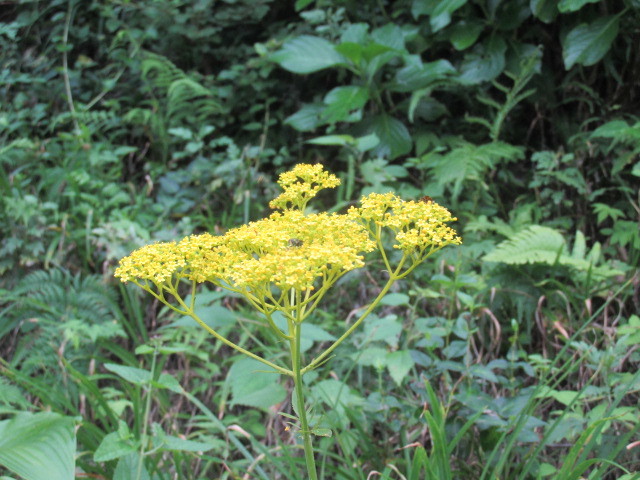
top-left (483, 225), bottom-right (566, 265)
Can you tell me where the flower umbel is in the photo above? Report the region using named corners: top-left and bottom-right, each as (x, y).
top-left (269, 163), bottom-right (341, 211)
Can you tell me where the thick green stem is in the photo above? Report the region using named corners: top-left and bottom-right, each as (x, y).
top-left (291, 321), bottom-right (318, 480)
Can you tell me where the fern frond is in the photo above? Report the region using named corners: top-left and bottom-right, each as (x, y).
top-left (483, 226), bottom-right (566, 265)
top-left (483, 226), bottom-right (623, 280)
top-left (431, 141), bottom-right (524, 198)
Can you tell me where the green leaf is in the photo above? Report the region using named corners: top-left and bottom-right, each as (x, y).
top-left (393, 58), bottom-right (456, 91)
top-left (353, 347), bottom-right (389, 369)
top-left (359, 114), bottom-right (412, 159)
top-left (321, 86), bottom-right (369, 123)
top-left (432, 0), bottom-right (469, 31)
top-left (530, 0), bottom-right (558, 22)
top-left (228, 357), bottom-right (286, 410)
top-left (94, 430), bottom-right (138, 462)
top-left (307, 135), bottom-right (355, 146)
top-left (562, 16), bottom-right (619, 69)
top-left (363, 315), bottom-right (402, 348)
top-left (161, 435), bottom-right (215, 452)
top-left (386, 350), bottom-right (415, 386)
top-left (371, 23), bottom-right (405, 50)
top-left (104, 363), bottom-right (152, 385)
top-left (285, 103), bottom-right (324, 131)
top-left (458, 35), bottom-right (507, 85)
top-left (448, 20), bottom-right (484, 50)
top-left (0, 412), bottom-right (76, 480)
top-left (270, 35), bottom-right (346, 73)
top-left (154, 373), bottom-right (183, 393)
top-left (381, 293), bottom-right (410, 306)
top-left (558, 0), bottom-right (600, 13)
top-left (412, 0), bottom-right (469, 31)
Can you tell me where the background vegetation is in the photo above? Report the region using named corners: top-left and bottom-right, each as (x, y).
top-left (1, 0), bottom-right (639, 479)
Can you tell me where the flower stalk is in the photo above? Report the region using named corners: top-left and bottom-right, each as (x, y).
top-left (114, 163), bottom-right (461, 478)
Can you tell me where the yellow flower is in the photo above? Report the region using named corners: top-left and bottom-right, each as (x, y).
top-left (348, 193), bottom-right (461, 254)
top-left (269, 163), bottom-right (341, 211)
top-left (114, 241), bottom-right (185, 284)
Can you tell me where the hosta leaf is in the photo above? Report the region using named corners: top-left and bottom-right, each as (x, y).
top-left (270, 35), bottom-right (346, 73)
top-left (562, 16), bottom-right (619, 69)
top-left (0, 412), bottom-right (76, 480)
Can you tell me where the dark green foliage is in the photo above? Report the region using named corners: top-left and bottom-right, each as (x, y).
top-left (1, 0), bottom-right (639, 478)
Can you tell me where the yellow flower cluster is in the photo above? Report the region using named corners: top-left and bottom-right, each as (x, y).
top-left (348, 192), bottom-right (462, 254)
top-left (115, 164), bottom-right (461, 298)
top-left (115, 210), bottom-right (374, 293)
top-left (114, 241), bottom-right (186, 284)
top-left (269, 163), bottom-right (341, 211)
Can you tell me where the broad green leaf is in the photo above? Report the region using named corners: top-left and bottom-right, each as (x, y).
top-left (358, 114), bottom-right (412, 159)
top-left (284, 103), bottom-right (323, 131)
top-left (154, 373), bottom-right (183, 393)
top-left (104, 363), bottom-right (152, 385)
top-left (363, 315), bottom-right (402, 347)
top-left (94, 430), bottom-right (138, 462)
top-left (562, 16), bottom-right (619, 69)
top-left (558, 0), bottom-right (600, 13)
top-left (0, 412), bottom-right (76, 480)
top-left (530, 0), bottom-right (558, 22)
top-left (458, 35), bottom-right (506, 84)
top-left (371, 23), bottom-right (405, 50)
top-left (381, 292), bottom-right (410, 306)
top-left (307, 135), bottom-right (355, 146)
top-left (340, 23), bottom-right (369, 44)
top-left (386, 350), bottom-right (415, 386)
top-left (270, 35), bottom-right (346, 73)
top-left (228, 357), bottom-right (286, 410)
top-left (448, 20), bottom-right (484, 50)
top-left (353, 347), bottom-right (389, 369)
top-left (420, 0), bottom-right (469, 32)
top-left (393, 59), bottom-right (456, 91)
top-left (321, 86), bottom-right (369, 123)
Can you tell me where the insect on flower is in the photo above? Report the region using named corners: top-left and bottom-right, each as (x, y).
top-left (420, 196), bottom-right (433, 203)
top-left (288, 238), bottom-right (304, 248)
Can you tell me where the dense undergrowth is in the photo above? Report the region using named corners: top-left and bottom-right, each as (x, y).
top-left (0, 0), bottom-right (639, 479)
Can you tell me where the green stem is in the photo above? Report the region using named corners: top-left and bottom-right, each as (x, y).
top-left (290, 321), bottom-right (318, 480)
top-left (136, 350), bottom-right (156, 480)
top-left (301, 257), bottom-right (406, 375)
top-left (167, 285), bottom-right (293, 376)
